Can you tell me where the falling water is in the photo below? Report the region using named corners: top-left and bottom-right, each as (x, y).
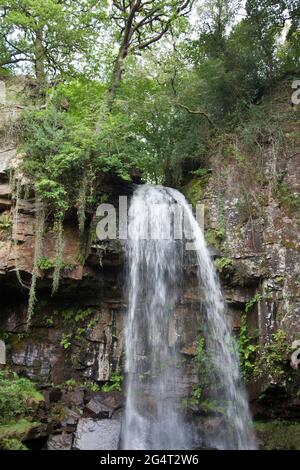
top-left (122, 185), bottom-right (256, 450)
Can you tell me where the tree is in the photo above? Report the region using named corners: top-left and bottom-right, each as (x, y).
top-left (243, 0), bottom-right (287, 79)
top-left (283, 0), bottom-right (300, 71)
top-left (287, 0), bottom-right (300, 38)
top-left (108, 0), bottom-right (195, 106)
top-left (0, 0), bottom-right (107, 88)
top-left (193, 0), bottom-right (240, 60)
top-left (108, 50), bottom-right (212, 185)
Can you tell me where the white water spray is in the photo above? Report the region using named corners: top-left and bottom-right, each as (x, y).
top-left (122, 185), bottom-right (256, 450)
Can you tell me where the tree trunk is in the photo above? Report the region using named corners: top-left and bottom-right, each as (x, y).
top-left (107, 1), bottom-right (141, 110)
top-left (34, 28), bottom-right (46, 92)
top-left (108, 44), bottom-right (128, 110)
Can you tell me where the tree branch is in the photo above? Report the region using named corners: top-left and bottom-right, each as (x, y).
top-left (176, 103), bottom-right (214, 125)
top-left (135, 22), bottom-right (170, 49)
top-left (0, 57), bottom-right (29, 66)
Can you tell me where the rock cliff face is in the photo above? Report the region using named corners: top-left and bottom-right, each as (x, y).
top-left (182, 81), bottom-right (300, 439)
top-left (0, 77), bottom-right (299, 449)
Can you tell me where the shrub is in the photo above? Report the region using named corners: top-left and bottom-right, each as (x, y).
top-left (238, 294), bottom-right (262, 379)
top-left (102, 372), bottom-right (123, 392)
top-left (37, 257), bottom-right (55, 270)
top-left (254, 330), bottom-right (292, 381)
top-left (214, 257), bottom-right (233, 271)
top-left (0, 212), bottom-right (11, 230)
top-left (254, 420), bottom-right (300, 450)
top-left (0, 370), bottom-right (43, 424)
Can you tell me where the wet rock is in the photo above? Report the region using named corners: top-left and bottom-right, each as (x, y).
top-left (0, 198), bottom-right (11, 210)
top-left (180, 344), bottom-right (197, 356)
top-left (47, 433), bottom-right (73, 450)
top-left (11, 342), bottom-right (54, 380)
top-left (290, 340), bottom-right (300, 370)
top-left (202, 416), bottom-right (224, 434)
top-left (88, 306), bottom-right (123, 382)
top-left (284, 153), bottom-right (300, 193)
top-left (86, 391), bottom-right (123, 413)
top-left (73, 418), bottom-right (121, 450)
top-left (61, 408), bottom-right (81, 424)
top-left (0, 183), bottom-right (11, 197)
top-left (0, 339), bottom-right (6, 364)
top-left (88, 240), bottom-right (124, 267)
top-left (49, 388), bottom-right (62, 403)
top-left (73, 346), bottom-right (98, 371)
top-left (26, 423), bottom-right (49, 441)
top-left (208, 246), bottom-right (222, 258)
top-left (0, 148), bottom-right (17, 175)
top-left (0, 306), bottom-right (28, 332)
top-left (61, 389), bottom-right (84, 407)
top-left (84, 399), bottom-right (111, 418)
top-left (60, 409), bottom-right (81, 433)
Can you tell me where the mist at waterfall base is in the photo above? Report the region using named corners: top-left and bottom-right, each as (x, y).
top-left (121, 185), bottom-right (256, 450)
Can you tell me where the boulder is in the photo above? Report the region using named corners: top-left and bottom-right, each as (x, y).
top-left (0, 148), bottom-right (16, 175)
top-left (73, 418), bottom-right (121, 450)
top-left (85, 391), bottom-right (123, 416)
top-left (49, 388), bottom-right (63, 403)
top-left (61, 389), bottom-right (84, 407)
top-left (84, 399), bottom-right (111, 418)
top-left (290, 340), bottom-right (300, 370)
top-left (60, 409), bottom-right (81, 433)
top-left (47, 433), bottom-right (73, 450)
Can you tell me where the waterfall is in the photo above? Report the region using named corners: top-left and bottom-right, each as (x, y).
top-left (122, 185), bottom-right (256, 450)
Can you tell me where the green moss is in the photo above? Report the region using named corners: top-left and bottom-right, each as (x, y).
top-left (254, 420), bottom-right (300, 450)
top-left (0, 419), bottom-right (40, 441)
top-left (223, 143), bottom-right (246, 163)
top-left (0, 370), bottom-right (44, 425)
top-left (59, 379), bottom-right (78, 390)
top-left (190, 336), bottom-right (218, 408)
top-left (238, 310), bottom-right (293, 382)
top-left (281, 239), bottom-right (300, 251)
top-left (190, 168), bottom-right (211, 177)
top-left (198, 400), bottom-right (225, 415)
top-left (0, 419), bottom-right (39, 439)
top-left (0, 437), bottom-right (28, 450)
top-left (275, 182), bottom-right (300, 219)
top-left (183, 174), bottom-right (210, 207)
top-left (49, 404), bottom-right (68, 422)
top-left (6, 333), bottom-right (28, 352)
top-left (205, 227), bottom-right (225, 249)
top-left (76, 253), bottom-right (86, 265)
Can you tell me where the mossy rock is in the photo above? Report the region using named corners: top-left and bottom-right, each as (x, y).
top-left (0, 437), bottom-right (28, 450)
top-left (7, 334), bottom-right (29, 352)
top-left (214, 257), bottom-right (233, 272)
top-left (182, 174), bottom-right (210, 207)
top-left (205, 228), bottom-right (225, 250)
top-left (0, 369), bottom-right (44, 424)
top-left (0, 419), bottom-right (40, 446)
top-left (254, 420), bottom-right (300, 450)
